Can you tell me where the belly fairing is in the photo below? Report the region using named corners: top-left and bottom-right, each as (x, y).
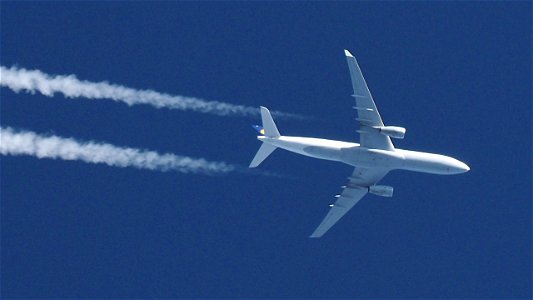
top-left (340, 147), bottom-right (405, 168)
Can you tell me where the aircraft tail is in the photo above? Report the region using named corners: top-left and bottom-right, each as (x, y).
top-left (249, 106), bottom-right (280, 168)
top-left (249, 143), bottom-right (277, 168)
top-left (259, 106), bottom-right (280, 138)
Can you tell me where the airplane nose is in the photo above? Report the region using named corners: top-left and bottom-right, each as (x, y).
top-left (445, 159), bottom-right (470, 174)
top-left (455, 161), bottom-right (470, 173)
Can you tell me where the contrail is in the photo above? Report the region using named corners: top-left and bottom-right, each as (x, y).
top-left (0, 127), bottom-right (236, 175)
top-left (0, 65), bottom-right (302, 119)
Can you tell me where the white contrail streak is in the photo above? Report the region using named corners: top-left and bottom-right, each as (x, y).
top-left (0, 65), bottom-right (302, 119)
top-left (0, 127), bottom-right (235, 175)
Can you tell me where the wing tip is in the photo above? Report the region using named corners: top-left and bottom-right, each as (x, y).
top-left (344, 49), bottom-right (354, 57)
top-left (309, 230), bottom-right (323, 238)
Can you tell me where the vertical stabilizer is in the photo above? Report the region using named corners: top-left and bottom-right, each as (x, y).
top-left (249, 143), bottom-right (277, 168)
top-left (260, 106), bottom-right (280, 138)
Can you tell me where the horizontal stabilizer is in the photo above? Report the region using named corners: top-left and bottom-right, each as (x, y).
top-left (249, 143), bottom-right (277, 168)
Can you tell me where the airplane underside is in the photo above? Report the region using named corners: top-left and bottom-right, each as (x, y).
top-left (260, 136), bottom-right (468, 175)
top-left (249, 50), bottom-right (469, 237)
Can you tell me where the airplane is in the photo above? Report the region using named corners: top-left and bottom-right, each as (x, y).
top-left (249, 49), bottom-right (470, 238)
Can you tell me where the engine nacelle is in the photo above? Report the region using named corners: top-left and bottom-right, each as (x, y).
top-left (378, 126), bottom-right (406, 139)
top-left (368, 185), bottom-right (394, 197)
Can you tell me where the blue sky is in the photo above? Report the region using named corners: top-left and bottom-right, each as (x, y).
top-left (1, 2), bottom-right (531, 298)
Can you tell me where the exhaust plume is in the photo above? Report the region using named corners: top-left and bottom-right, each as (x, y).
top-left (0, 127), bottom-right (235, 175)
top-left (0, 65), bottom-right (302, 119)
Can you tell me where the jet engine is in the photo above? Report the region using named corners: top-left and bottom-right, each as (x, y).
top-left (378, 126), bottom-right (406, 139)
top-left (368, 185), bottom-right (394, 197)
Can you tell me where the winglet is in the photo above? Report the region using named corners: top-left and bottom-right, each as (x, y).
top-left (344, 49), bottom-right (354, 57)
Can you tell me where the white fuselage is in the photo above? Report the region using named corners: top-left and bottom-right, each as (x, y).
top-left (259, 136), bottom-right (469, 175)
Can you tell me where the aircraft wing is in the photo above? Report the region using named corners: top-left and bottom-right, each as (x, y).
top-left (344, 50), bottom-right (394, 151)
top-left (309, 167), bottom-right (389, 238)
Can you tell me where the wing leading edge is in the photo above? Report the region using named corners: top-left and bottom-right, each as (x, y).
top-left (310, 167), bottom-right (389, 238)
top-left (344, 50), bottom-right (394, 151)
